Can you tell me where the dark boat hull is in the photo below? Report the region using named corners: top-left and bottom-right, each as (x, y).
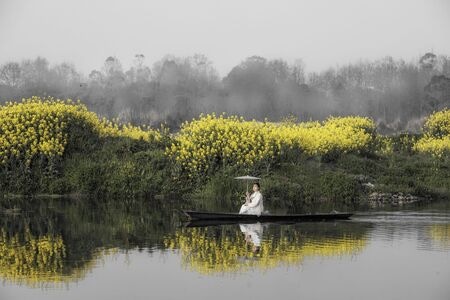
top-left (183, 210), bottom-right (353, 223)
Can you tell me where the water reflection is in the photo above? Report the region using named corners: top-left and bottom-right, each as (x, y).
top-left (0, 225), bottom-right (115, 287)
top-left (429, 224), bottom-right (450, 249)
top-left (240, 223), bottom-right (263, 252)
top-left (0, 197), bottom-right (177, 288)
top-left (0, 197), bottom-right (449, 291)
top-left (164, 222), bottom-right (369, 275)
top-left (0, 227), bottom-right (67, 286)
top-left (353, 212), bottom-right (450, 252)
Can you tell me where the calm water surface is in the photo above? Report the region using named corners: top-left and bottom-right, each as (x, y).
top-left (0, 199), bottom-right (449, 300)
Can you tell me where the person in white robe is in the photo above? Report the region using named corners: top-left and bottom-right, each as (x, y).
top-left (239, 182), bottom-right (264, 216)
top-left (239, 222), bottom-right (263, 248)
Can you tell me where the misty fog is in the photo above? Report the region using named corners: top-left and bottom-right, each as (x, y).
top-left (1, 52), bottom-right (449, 132)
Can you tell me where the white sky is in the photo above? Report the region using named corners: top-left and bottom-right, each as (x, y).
top-left (0, 0), bottom-right (449, 77)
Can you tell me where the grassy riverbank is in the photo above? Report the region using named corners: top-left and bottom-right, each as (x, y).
top-left (4, 135), bottom-right (448, 210)
top-left (1, 97), bottom-right (449, 210)
top-left (190, 151), bottom-right (450, 211)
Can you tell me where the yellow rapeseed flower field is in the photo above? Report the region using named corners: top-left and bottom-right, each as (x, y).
top-left (2, 97), bottom-right (447, 174)
top-left (166, 113), bottom-right (376, 176)
top-left (0, 96), bottom-right (161, 166)
top-left (414, 108), bottom-right (450, 157)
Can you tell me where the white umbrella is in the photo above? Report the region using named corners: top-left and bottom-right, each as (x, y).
top-left (234, 175), bottom-right (261, 192)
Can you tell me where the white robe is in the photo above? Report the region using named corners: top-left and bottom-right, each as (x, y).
top-left (239, 191), bottom-right (264, 216)
top-left (239, 223), bottom-right (263, 247)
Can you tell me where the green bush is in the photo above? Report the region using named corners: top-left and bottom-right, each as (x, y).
top-left (319, 172), bottom-right (362, 205)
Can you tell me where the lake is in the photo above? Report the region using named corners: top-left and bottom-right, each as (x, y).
top-left (0, 199), bottom-right (449, 300)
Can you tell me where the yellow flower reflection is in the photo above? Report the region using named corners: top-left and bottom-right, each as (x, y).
top-left (429, 224), bottom-right (450, 247)
top-left (164, 225), bottom-right (367, 275)
top-left (0, 227), bottom-right (116, 288)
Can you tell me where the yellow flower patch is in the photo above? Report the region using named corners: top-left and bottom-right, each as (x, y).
top-left (0, 97), bottom-right (161, 166)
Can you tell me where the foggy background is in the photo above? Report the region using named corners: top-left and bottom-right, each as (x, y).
top-left (1, 0), bottom-right (450, 131)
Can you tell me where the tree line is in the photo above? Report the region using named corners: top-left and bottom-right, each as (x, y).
top-left (1, 53), bottom-right (449, 132)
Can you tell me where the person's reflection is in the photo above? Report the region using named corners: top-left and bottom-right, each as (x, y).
top-left (239, 222), bottom-right (263, 253)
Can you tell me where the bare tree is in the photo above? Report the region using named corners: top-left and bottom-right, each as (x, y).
top-left (0, 62), bottom-right (21, 87)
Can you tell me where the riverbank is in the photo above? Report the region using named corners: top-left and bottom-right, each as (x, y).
top-left (2, 137), bottom-right (448, 211)
top-left (1, 97), bottom-right (449, 210)
top-left (190, 151), bottom-right (449, 211)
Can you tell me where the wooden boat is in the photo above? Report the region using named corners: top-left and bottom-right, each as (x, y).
top-left (183, 210), bottom-right (353, 223)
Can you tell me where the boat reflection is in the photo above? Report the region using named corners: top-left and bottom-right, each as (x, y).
top-left (3, 195), bottom-right (450, 289)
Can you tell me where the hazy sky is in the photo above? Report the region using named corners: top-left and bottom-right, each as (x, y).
top-left (1, 0), bottom-right (449, 77)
